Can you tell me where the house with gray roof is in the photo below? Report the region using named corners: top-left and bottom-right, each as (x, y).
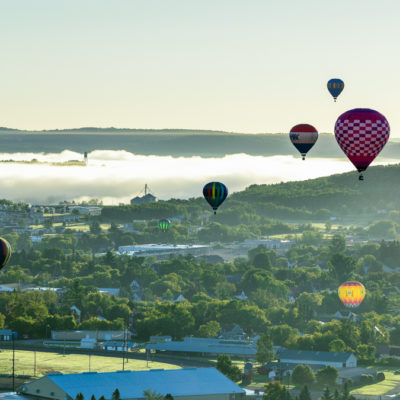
top-left (18, 368), bottom-right (245, 400)
top-left (278, 349), bottom-right (357, 368)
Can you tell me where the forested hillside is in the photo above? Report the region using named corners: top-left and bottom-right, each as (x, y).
top-left (102, 163), bottom-right (400, 223)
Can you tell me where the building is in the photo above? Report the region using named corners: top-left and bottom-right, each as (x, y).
top-left (333, 311), bottom-right (359, 322)
top-left (68, 206), bottom-right (102, 216)
top-left (130, 193), bottom-right (156, 204)
top-left (0, 329), bottom-right (12, 341)
top-left (80, 336), bottom-right (96, 349)
top-left (219, 325), bottom-right (247, 341)
top-left (51, 330), bottom-right (131, 341)
top-left (98, 288), bottom-right (120, 297)
top-left (101, 341), bottom-right (136, 351)
top-left (146, 336), bottom-right (257, 357)
top-left (18, 368), bottom-right (245, 400)
top-left (278, 349), bottom-right (357, 369)
top-left (117, 243), bottom-right (210, 259)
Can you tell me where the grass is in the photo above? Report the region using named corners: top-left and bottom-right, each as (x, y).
top-left (0, 350), bottom-right (180, 377)
top-left (350, 370), bottom-right (400, 396)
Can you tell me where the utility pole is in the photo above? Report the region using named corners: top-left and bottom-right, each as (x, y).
top-left (12, 333), bottom-right (15, 392)
top-left (122, 325), bottom-right (127, 371)
top-left (34, 351), bottom-right (36, 377)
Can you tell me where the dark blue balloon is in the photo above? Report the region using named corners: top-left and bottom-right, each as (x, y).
top-left (327, 78), bottom-right (344, 101)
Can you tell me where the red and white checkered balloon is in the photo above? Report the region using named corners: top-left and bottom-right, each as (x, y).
top-left (334, 108), bottom-right (390, 173)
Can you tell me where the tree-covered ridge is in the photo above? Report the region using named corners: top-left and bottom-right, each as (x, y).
top-left (101, 164), bottom-right (400, 224)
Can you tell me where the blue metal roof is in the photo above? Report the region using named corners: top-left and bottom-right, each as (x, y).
top-left (47, 368), bottom-right (245, 399)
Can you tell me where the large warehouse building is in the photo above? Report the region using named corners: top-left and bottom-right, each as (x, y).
top-left (18, 368), bottom-right (245, 400)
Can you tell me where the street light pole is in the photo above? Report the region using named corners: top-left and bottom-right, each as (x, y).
top-left (12, 332), bottom-right (15, 392)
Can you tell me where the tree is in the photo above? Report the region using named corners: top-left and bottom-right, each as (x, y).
top-left (299, 385), bottom-right (312, 400)
top-left (256, 333), bottom-right (274, 364)
top-left (329, 253), bottom-right (356, 283)
top-left (164, 395), bottom-right (174, 400)
top-left (291, 365), bottom-right (315, 386)
top-left (264, 381), bottom-right (292, 400)
top-left (75, 394), bottom-right (84, 400)
top-left (296, 292), bottom-right (322, 323)
top-left (216, 354), bottom-right (242, 382)
top-left (143, 389), bottom-right (164, 400)
top-left (111, 389), bottom-right (120, 400)
top-left (253, 252), bottom-right (272, 270)
top-left (390, 326), bottom-right (400, 345)
top-left (328, 339), bottom-right (346, 353)
top-left (356, 344), bottom-right (376, 364)
top-left (90, 221), bottom-right (101, 234)
top-left (329, 235), bottom-right (346, 255)
top-left (319, 387), bottom-right (332, 400)
top-left (269, 325), bottom-right (293, 347)
top-left (90, 396), bottom-right (96, 400)
top-left (198, 321), bottom-right (220, 338)
top-left (316, 366), bottom-right (338, 386)
top-left (43, 218), bottom-right (54, 230)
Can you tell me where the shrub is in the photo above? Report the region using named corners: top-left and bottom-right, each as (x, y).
top-left (376, 372), bottom-right (385, 382)
top-left (359, 374), bottom-right (374, 385)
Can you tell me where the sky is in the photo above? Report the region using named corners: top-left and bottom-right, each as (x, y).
top-left (1, 0), bottom-right (400, 135)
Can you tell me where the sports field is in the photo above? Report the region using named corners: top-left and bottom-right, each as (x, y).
top-left (0, 350), bottom-right (180, 377)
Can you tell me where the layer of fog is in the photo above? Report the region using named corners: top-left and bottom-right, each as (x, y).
top-left (0, 150), bottom-right (396, 204)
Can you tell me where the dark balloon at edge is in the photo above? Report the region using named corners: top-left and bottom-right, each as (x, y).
top-left (0, 237), bottom-right (11, 270)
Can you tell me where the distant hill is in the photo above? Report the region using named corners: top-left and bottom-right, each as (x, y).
top-left (0, 127), bottom-right (399, 158)
top-left (232, 163), bottom-right (400, 215)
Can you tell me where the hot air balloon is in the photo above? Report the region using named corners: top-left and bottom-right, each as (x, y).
top-left (158, 218), bottom-right (170, 232)
top-left (338, 281), bottom-right (366, 308)
top-left (203, 182), bottom-right (228, 214)
top-left (334, 108), bottom-right (390, 180)
top-left (289, 124), bottom-right (318, 160)
top-left (0, 238), bottom-right (11, 270)
top-left (327, 78), bottom-right (344, 102)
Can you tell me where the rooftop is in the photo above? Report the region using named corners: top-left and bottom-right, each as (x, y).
top-left (22, 368), bottom-right (244, 399)
top-left (279, 349), bottom-right (355, 363)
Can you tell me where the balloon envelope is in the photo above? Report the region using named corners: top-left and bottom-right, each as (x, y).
top-left (327, 78), bottom-right (344, 101)
top-left (338, 281), bottom-right (366, 308)
top-left (203, 182), bottom-right (228, 214)
top-left (289, 124), bottom-right (318, 159)
top-left (0, 238), bottom-right (11, 270)
top-left (334, 108), bottom-right (390, 175)
top-left (158, 218), bottom-right (170, 232)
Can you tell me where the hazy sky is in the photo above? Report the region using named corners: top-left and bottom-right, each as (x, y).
top-left (1, 0), bottom-right (400, 135)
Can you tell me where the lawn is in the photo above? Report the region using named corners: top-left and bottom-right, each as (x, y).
top-left (351, 371), bottom-right (400, 396)
top-left (0, 350), bottom-right (180, 377)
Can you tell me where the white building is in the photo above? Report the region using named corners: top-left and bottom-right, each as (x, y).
top-left (279, 349), bottom-right (357, 369)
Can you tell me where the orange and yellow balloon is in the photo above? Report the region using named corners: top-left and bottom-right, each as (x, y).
top-left (338, 281), bottom-right (366, 308)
